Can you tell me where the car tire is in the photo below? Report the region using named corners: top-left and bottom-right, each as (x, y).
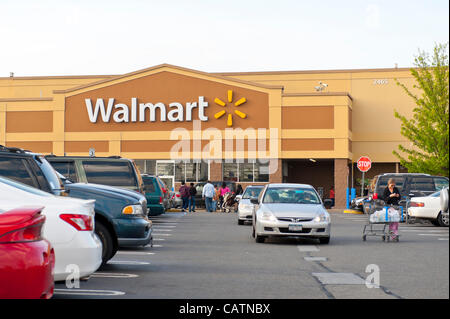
top-left (319, 237), bottom-right (330, 244)
top-left (437, 212), bottom-right (449, 227)
top-left (95, 221), bottom-right (115, 266)
top-left (255, 234), bottom-right (266, 243)
top-left (238, 219), bottom-right (244, 225)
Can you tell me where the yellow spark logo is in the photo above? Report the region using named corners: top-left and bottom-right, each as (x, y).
top-left (213, 90), bottom-right (247, 127)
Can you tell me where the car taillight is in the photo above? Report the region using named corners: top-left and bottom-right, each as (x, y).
top-left (60, 214), bottom-right (93, 231)
top-left (176, 194), bottom-right (180, 198)
top-left (410, 202), bottom-right (425, 207)
top-left (162, 188), bottom-right (167, 194)
top-left (373, 193), bottom-right (378, 200)
top-left (159, 197), bottom-right (163, 204)
top-left (0, 208), bottom-right (46, 243)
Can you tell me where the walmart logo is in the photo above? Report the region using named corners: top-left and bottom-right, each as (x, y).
top-left (213, 90), bottom-right (247, 127)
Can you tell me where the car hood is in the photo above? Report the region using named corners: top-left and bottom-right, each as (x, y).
top-left (66, 183), bottom-right (145, 202)
top-left (264, 203), bottom-right (325, 217)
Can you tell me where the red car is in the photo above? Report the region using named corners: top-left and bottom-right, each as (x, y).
top-left (0, 206), bottom-right (55, 299)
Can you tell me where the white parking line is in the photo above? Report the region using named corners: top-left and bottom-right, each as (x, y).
top-left (151, 244), bottom-right (163, 247)
top-left (153, 225), bottom-right (177, 228)
top-left (153, 229), bottom-right (173, 232)
top-left (54, 289), bottom-right (126, 296)
top-left (419, 233), bottom-right (449, 236)
top-left (91, 272), bottom-right (139, 278)
top-left (297, 245), bottom-right (320, 252)
top-left (108, 260), bottom-right (150, 265)
top-left (153, 238), bottom-right (165, 241)
top-left (117, 251), bottom-right (155, 255)
top-left (153, 233), bottom-right (172, 236)
top-left (438, 238), bottom-right (449, 241)
top-left (312, 273), bottom-right (365, 285)
top-left (304, 257), bottom-right (328, 262)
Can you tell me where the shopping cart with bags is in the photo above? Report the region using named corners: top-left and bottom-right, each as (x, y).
top-left (362, 205), bottom-right (403, 242)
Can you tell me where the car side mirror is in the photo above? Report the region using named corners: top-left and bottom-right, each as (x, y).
top-left (250, 197), bottom-right (259, 205)
top-left (235, 195), bottom-right (242, 202)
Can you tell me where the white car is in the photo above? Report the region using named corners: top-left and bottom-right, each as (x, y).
top-left (237, 185), bottom-right (264, 225)
top-left (408, 189), bottom-right (449, 227)
top-left (0, 176), bottom-right (102, 281)
top-left (252, 184), bottom-right (331, 244)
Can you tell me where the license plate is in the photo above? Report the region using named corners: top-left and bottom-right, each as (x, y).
top-left (289, 224), bottom-right (303, 231)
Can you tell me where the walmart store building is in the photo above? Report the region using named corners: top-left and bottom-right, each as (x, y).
top-left (0, 64), bottom-right (416, 207)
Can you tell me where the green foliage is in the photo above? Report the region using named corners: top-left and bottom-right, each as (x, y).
top-left (394, 43), bottom-right (449, 177)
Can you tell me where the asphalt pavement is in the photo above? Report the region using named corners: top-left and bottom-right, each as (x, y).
top-left (53, 210), bottom-right (449, 299)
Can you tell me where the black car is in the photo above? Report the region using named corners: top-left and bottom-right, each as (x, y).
top-left (194, 181), bottom-right (237, 208)
top-left (45, 155), bottom-right (145, 195)
top-left (363, 173), bottom-right (449, 215)
top-left (0, 146), bottom-right (152, 266)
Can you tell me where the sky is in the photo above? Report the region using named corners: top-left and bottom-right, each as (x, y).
top-left (0, 0), bottom-right (448, 76)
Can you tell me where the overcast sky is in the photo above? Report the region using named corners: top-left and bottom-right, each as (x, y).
top-left (0, 0), bottom-right (448, 76)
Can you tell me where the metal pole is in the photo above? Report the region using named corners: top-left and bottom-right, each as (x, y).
top-left (361, 171), bottom-right (365, 196)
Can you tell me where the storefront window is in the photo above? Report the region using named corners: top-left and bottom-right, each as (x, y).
top-left (239, 161), bottom-right (254, 182)
top-left (223, 162), bottom-right (238, 182)
top-left (254, 161), bottom-right (269, 182)
top-left (156, 162), bottom-right (174, 176)
top-left (185, 163), bottom-right (196, 182)
top-left (175, 162), bottom-right (185, 182)
top-left (198, 162), bottom-right (208, 182)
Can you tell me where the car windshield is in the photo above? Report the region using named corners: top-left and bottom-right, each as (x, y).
top-left (263, 187), bottom-right (320, 204)
top-left (242, 187), bottom-right (263, 199)
top-left (0, 176), bottom-right (53, 198)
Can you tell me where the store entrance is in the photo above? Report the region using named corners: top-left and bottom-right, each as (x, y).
top-left (283, 159), bottom-right (334, 200)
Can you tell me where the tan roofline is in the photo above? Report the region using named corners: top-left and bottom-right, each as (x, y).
top-left (0, 75), bottom-right (117, 80)
top-left (283, 92), bottom-right (353, 101)
top-left (0, 97), bottom-right (54, 102)
top-left (214, 67), bottom-right (414, 76)
top-left (53, 63), bottom-right (284, 94)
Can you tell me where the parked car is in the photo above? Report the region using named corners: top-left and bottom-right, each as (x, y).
top-left (408, 188), bottom-right (449, 227)
top-left (0, 146), bottom-right (152, 266)
top-left (0, 176), bottom-right (102, 281)
top-left (363, 173), bottom-right (449, 215)
top-left (141, 174), bottom-right (167, 216)
top-left (237, 185), bottom-right (264, 225)
top-left (45, 155), bottom-right (145, 194)
top-left (350, 196), bottom-right (367, 211)
top-left (0, 206), bottom-right (55, 299)
top-left (251, 184), bottom-right (331, 244)
top-left (169, 191), bottom-right (183, 208)
top-left (194, 181), bottom-right (237, 207)
top-left (154, 176), bottom-right (171, 210)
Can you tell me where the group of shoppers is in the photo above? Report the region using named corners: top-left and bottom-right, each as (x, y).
top-left (179, 182), bottom-right (197, 213)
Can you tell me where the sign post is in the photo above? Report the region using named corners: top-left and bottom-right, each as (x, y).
top-left (357, 156), bottom-right (372, 196)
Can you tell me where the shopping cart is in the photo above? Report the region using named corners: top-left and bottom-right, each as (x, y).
top-left (362, 205), bottom-right (403, 242)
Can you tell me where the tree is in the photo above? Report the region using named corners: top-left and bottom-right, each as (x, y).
top-left (394, 43), bottom-right (449, 177)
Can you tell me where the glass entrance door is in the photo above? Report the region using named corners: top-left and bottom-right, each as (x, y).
top-left (156, 160), bottom-right (175, 191)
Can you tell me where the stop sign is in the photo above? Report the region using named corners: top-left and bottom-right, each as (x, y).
top-left (357, 156), bottom-right (372, 172)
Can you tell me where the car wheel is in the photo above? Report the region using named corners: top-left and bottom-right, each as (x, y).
top-left (319, 237), bottom-right (330, 244)
top-left (437, 212), bottom-right (449, 227)
top-left (95, 221), bottom-right (115, 266)
top-left (255, 234), bottom-right (266, 243)
top-left (238, 219), bottom-right (244, 225)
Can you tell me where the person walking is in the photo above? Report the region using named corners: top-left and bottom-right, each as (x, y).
top-left (329, 186), bottom-right (335, 208)
top-left (212, 185), bottom-right (220, 212)
top-left (202, 181), bottom-right (215, 212)
top-left (188, 182), bottom-right (197, 213)
top-left (383, 178), bottom-right (401, 240)
top-left (236, 184), bottom-right (243, 196)
top-left (219, 182), bottom-right (230, 212)
top-left (179, 181), bottom-right (189, 212)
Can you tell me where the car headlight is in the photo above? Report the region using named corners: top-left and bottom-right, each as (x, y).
top-left (260, 211), bottom-right (277, 222)
top-left (122, 204), bottom-right (144, 216)
top-left (313, 212), bottom-right (329, 223)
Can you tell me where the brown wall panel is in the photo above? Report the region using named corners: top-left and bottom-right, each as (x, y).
top-left (65, 141), bottom-right (109, 153)
top-left (6, 141), bottom-right (53, 153)
top-left (65, 71), bottom-right (269, 132)
top-left (282, 106), bottom-right (334, 129)
top-left (282, 138), bottom-right (334, 151)
top-left (6, 111), bottom-right (53, 133)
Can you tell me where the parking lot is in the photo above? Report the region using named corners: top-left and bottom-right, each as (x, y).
top-left (53, 210), bottom-right (449, 299)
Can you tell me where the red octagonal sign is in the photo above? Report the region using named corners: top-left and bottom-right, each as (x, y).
top-left (357, 156), bottom-right (372, 172)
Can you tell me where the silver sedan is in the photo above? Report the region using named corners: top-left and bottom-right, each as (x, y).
top-left (237, 186), bottom-right (264, 225)
top-left (251, 184), bottom-right (331, 244)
